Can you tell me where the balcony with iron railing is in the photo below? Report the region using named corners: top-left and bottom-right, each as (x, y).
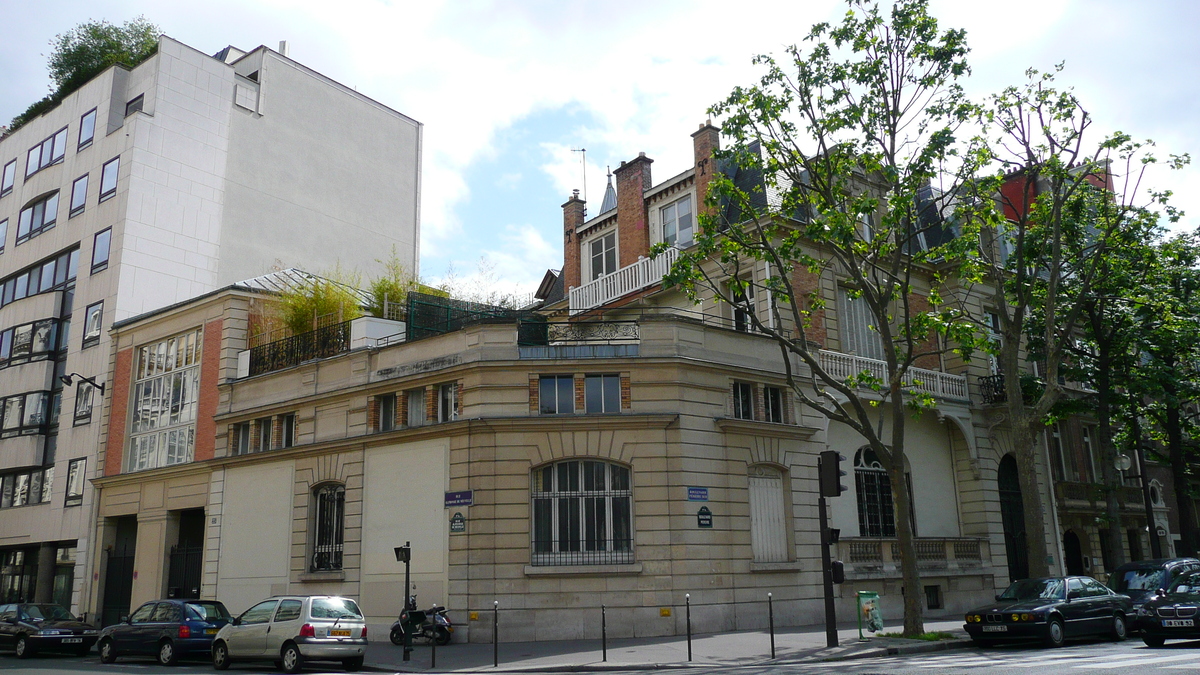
top-left (569, 247), bottom-right (678, 315)
top-left (838, 537), bottom-right (990, 580)
top-left (1055, 482), bottom-right (1146, 511)
top-left (818, 350), bottom-right (970, 402)
top-left (517, 319), bottom-right (640, 359)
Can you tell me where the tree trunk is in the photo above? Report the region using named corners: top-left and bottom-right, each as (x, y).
top-left (1094, 349), bottom-right (1126, 569)
top-left (888, 450), bottom-right (924, 636)
top-left (1007, 380), bottom-right (1052, 578)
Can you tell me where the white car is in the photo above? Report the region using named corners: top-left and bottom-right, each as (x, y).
top-left (212, 595), bottom-right (367, 673)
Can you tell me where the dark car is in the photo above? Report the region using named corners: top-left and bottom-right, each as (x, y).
top-left (964, 576), bottom-right (1133, 647)
top-left (1108, 558), bottom-right (1200, 613)
top-left (0, 603), bottom-right (98, 658)
top-left (1137, 570), bottom-right (1200, 647)
top-left (97, 599), bottom-right (231, 666)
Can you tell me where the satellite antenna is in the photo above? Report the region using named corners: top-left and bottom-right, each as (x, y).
top-left (570, 148), bottom-right (587, 203)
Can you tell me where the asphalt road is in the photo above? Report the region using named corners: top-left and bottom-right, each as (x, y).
top-left (0, 639), bottom-right (1197, 674)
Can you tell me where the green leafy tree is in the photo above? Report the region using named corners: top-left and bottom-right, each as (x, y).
top-left (665, 0), bottom-right (981, 636)
top-left (276, 268), bottom-right (364, 336)
top-left (9, 17), bottom-right (159, 131)
top-left (364, 248), bottom-right (422, 320)
top-left (968, 65), bottom-right (1188, 577)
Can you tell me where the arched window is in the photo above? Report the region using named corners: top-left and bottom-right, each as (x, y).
top-left (531, 460), bottom-right (632, 566)
top-left (311, 483), bottom-right (345, 571)
top-left (854, 447), bottom-right (914, 538)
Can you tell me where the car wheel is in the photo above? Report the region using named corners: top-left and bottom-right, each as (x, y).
top-left (343, 655), bottom-right (364, 672)
top-left (157, 639), bottom-right (178, 666)
top-left (1143, 633), bottom-right (1166, 648)
top-left (14, 634), bottom-right (33, 659)
top-left (1110, 613), bottom-right (1127, 641)
top-left (281, 642), bottom-right (304, 674)
top-left (212, 640), bottom-right (231, 670)
top-left (390, 627), bottom-right (405, 645)
top-left (99, 638), bottom-right (117, 664)
top-left (1045, 617), bottom-right (1065, 648)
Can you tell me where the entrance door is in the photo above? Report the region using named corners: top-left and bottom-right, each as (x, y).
top-left (1064, 530), bottom-right (1085, 576)
top-left (101, 545), bottom-right (135, 627)
top-left (997, 455), bottom-right (1028, 581)
top-left (167, 545), bottom-right (203, 600)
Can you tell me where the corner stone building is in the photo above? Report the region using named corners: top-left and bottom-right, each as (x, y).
top-left (87, 125), bottom-right (1041, 642)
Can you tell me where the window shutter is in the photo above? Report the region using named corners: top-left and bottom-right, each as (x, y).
top-left (748, 467), bottom-right (788, 563)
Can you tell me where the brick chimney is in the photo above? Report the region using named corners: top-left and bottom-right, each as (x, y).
top-left (613, 153), bottom-right (653, 267)
top-left (562, 190), bottom-right (586, 292)
top-left (692, 121), bottom-right (720, 224)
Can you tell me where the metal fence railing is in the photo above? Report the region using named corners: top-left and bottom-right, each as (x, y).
top-left (249, 320), bottom-right (351, 376)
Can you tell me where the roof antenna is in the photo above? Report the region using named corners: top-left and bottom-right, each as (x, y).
top-left (570, 148), bottom-right (587, 204)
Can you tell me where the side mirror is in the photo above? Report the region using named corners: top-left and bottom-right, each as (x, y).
top-left (232, 616), bottom-right (242, 626)
top-left (120, 615), bottom-right (130, 624)
top-left (995, 595), bottom-right (1003, 602)
top-left (1156, 588), bottom-right (1167, 597)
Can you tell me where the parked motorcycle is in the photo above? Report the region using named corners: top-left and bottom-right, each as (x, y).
top-left (389, 595), bottom-right (453, 646)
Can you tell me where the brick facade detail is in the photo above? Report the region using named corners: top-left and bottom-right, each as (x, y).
top-left (103, 347), bottom-right (135, 476)
top-left (193, 318), bottom-right (222, 462)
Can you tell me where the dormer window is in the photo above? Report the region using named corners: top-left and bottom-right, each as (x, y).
top-left (662, 194), bottom-right (693, 247)
top-left (589, 232), bottom-right (617, 281)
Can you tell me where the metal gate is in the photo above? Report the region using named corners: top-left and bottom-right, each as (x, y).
top-left (101, 545), bottom-right (135, 627)
top-left (998, 455), bottom-right (1029, 581)
top-left (167, 544), bottom-right (203, 600)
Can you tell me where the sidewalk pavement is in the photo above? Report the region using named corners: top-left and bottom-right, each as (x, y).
top-left (363, 617), bottom-right (972, 672)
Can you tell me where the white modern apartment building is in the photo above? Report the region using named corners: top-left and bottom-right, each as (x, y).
top-left (0, 35), bottom-right (421, 617)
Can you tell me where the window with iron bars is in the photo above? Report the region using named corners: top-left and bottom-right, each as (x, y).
top-left (854, 446), bottom-right (916, 538)
top-left (531, 460), bottom-right (632, 566)
top-left (311, 483), bottom-right (345, 571)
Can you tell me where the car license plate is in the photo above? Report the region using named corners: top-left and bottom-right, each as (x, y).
top-left (982, 625), bottom-right (1007, 632)
top-left (206, 628), bottom-right (218, 634)
top-left (330, 629), bottom-right (352, 637)
top-left (62, 638), bottom-right (83, 644)
top-left (1163, 619), bottom-right (1195, 628)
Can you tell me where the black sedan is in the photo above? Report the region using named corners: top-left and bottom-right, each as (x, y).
top-left (97, 599), bottom-right (232, 666)
top-left (964, 576), bottom-right (1133, 647)
top-left (1137, 570), bottom-right (1200, 647)
top-left (0, 603), bottom-right (98, 658)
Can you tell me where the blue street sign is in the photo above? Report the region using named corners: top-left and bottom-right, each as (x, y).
top-left (445, 490), bottom-right (474, 507)
top-left (687, 487), bottom-right (709, 502)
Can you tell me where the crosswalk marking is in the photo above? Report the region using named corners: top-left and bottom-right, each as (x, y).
top-left (1073, 652), bottom-right (1200, 669)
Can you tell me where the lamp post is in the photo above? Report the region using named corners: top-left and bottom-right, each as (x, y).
top-left (1115, 447), bottom-right (1162, 559)
top-left (394, 542), bottom-right (412, 661)
top-left (60, 373), bottom-right (105, 395)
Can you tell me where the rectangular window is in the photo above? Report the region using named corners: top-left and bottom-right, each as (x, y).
top-left (661, 194), bottom-right (693, 247)
top-left (764, 386), bottom-right (784, 423)
top-left (256, 417), bottom-right (273, 452)
top-left (378, 394), bottom-right (396, 432)
top-left (79, 109), bottom-right (97, 149)
top-left (925, 585), bottom-right (943, 610)
top-left (65, 458), bottom-right (86, 507)
top-left (280, 414), bottom-right (296, 448)
top-left (0, 319), bottom-right (59, 369)
top-left (589, 232), bottom-right (617, 281)
top-left (25, 128), bottom-right (68, 178)
top-left (585, 374), bottom-right (620, 413)
top-left (124, 95), bottom-right (144, 117)
top-left (312, 484), bottom-right (345, 571)
top-left (733, 382), bottom-right (754, 420)
top-left (91, 228), bottom-right (111, 273)
top-left (539, 375), bottom-right (575, 415)
top-left (0, 160), bottom-right (14, 198)
top-left (438, 383), bottom-right (457, 422)
top-left (732, 280), bottom-right (755, 332)
top-left (82, 302), bottom-right (103, 348)
top-left (72, 381), bottom-right (95, 424)
top-left (0, 219), bottom-right (5, 254)
top-left (99, 157), bottom-right (120, 202)
top-left (126, 329), bottom-right (202, 472)
top-left (0, 391), bottom-right (49, 437)
top-left (16, 191), bottom-right (60, 243)
top-left (69, 175), bottom-right (88, 217)
top-left (839, 287), bottom-right (884, 361)
top-left (1081, 425), bottom-right (1098, 484)
top-left (406, 389), bottom-right (426, 427)
top-left (748, 466), bottom-right (788, 562)
top-left (233, 422), bottom-right (251, 456)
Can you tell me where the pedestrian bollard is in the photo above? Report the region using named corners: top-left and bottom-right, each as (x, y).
top-left (493, 600), bottom-right (499, 668)
top-left (431, 630), bottom-right (437, 669)
top-left (602, 604), bottom-right (607, 662)
top-left (686, 594), bottom-right (692, 662)
top-left (768, 593), bottom-right (775, 659)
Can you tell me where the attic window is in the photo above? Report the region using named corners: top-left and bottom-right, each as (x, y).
top-left (247, 70), bottom-right (259, 82)
top-left (124, 95), bottom-right (144, 117)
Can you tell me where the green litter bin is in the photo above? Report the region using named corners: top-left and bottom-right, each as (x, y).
top-left (857, 590), bottom-right (883, 639)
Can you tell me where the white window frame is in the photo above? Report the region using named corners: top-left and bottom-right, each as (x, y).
top-left (661, 194), bottom-right (693, 247)
top-left (126, 329), bottom-right (202, 473)
top-left (839, 287), bottom-right (884, 361)
top-left (587, 231), bottom-right (617, 281)
top-left (438, 382), bottom-right (457, 422)
top-left (531, 459), bottom-right (633, 566)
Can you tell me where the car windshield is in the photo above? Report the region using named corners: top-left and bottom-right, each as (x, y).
top-left (998, 579), bottom-right (1065, 601)
top-left (186, 602), bottom-right (232, 621)
top-left (1168, 574), bottom-right (1200, 595)
top-left (1112, 568), bottom-right (1168, 593)
top-left (310, 598), bottom-right (363, 620)
top-left (22, 605), bottom-right (75, 621)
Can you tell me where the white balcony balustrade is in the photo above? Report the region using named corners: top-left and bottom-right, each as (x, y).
top-left (818, 350), bottom-right (969, 402)
top-left (569, 247), bottom-right (678, 315)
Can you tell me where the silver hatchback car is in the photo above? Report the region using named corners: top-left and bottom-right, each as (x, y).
top-left (212, 595), bottom-right (367, 673)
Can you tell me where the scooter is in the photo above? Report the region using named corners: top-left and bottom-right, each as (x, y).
top-left (390, 595), bottom-right (453, 646)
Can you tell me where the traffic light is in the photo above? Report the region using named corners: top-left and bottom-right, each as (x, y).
top-left (819, 450), bottom-right (847, 498)
top-left (831, 560), bottom-right (845, 584)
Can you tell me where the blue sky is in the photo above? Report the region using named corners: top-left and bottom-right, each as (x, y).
top-left (3, 0), bottom-right (1198, 295)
